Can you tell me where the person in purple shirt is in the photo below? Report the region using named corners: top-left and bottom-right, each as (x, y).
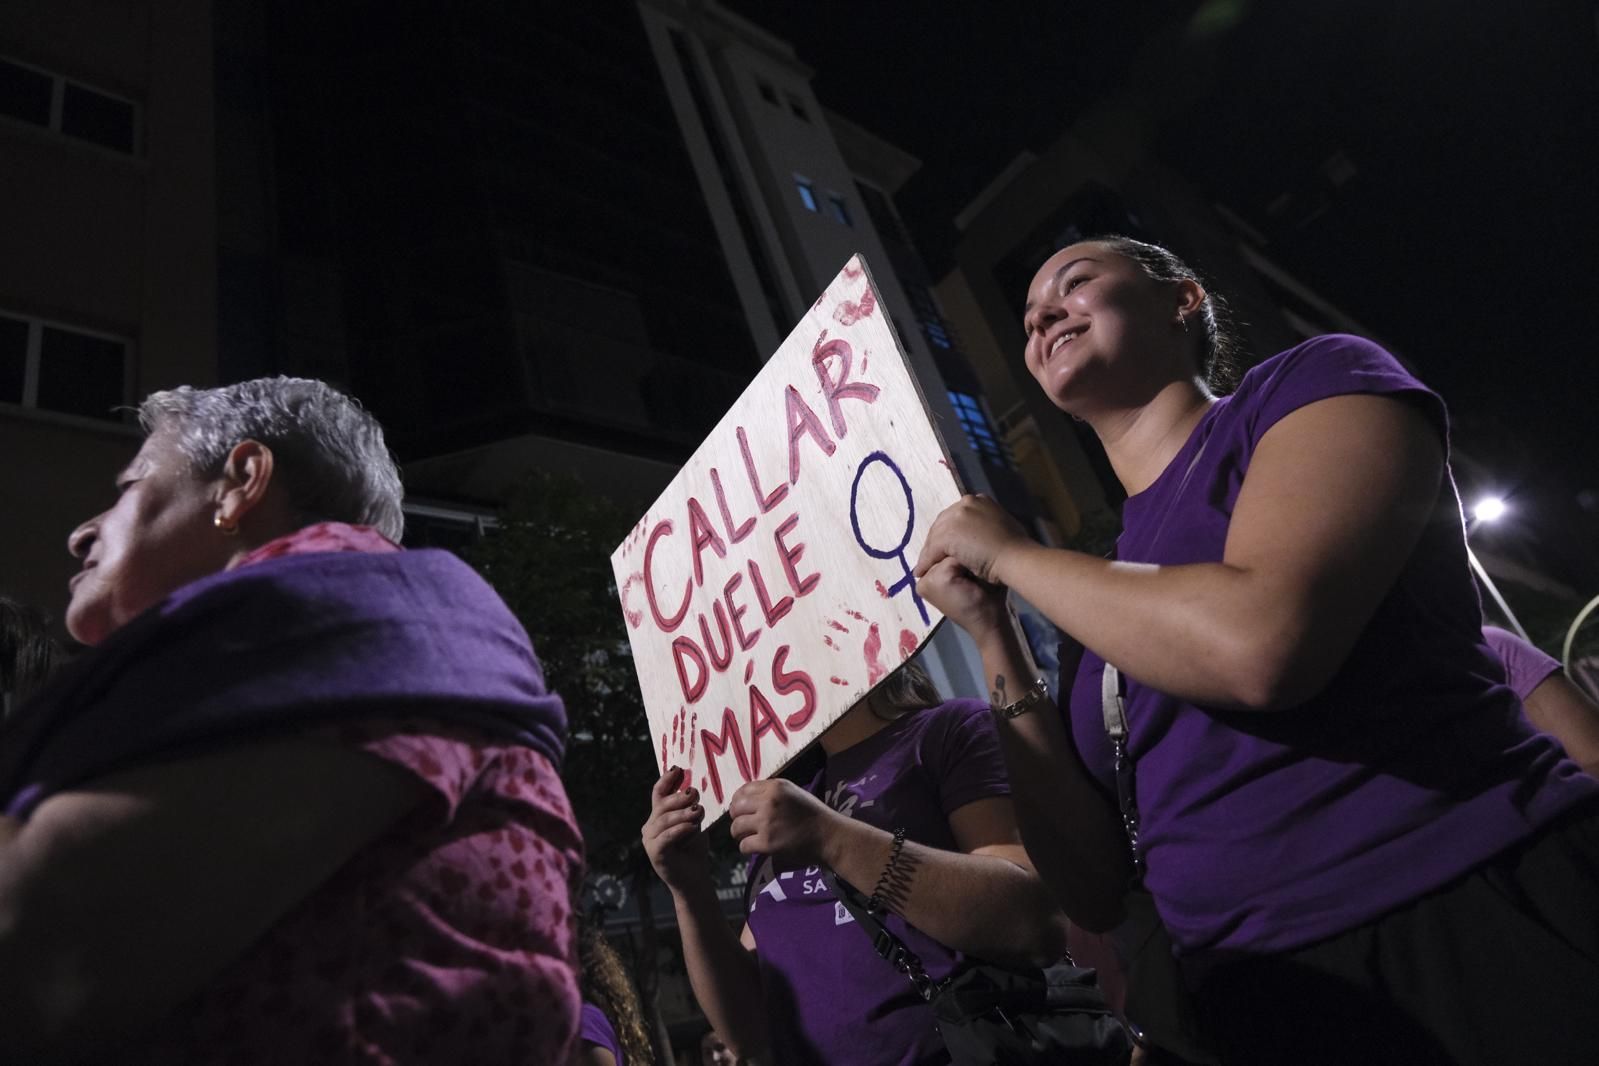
top-left (1484, 625), bottom-right (1599, 776)
top-left (572, 920), bottom-right (651, 1066)
top-left (914, 235), bottom-right (1599, 1066)
top-left (641, 664), bottom-right (1070, 1066)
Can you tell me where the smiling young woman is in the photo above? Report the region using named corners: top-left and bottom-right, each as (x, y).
top-left (916, 235), bottom-right (1599, 1066)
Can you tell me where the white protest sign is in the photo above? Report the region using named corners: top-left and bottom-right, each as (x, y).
top-left (612, 255), bottom-right (964, 824)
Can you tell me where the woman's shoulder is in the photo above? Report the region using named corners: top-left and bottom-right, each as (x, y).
top-left (899, 699), bottom-right (1002, 767)
top-left (1235, 333), bottom-right (1409, 399)
top-left (926, 696), bottom-right (992, 723)
top-left (903, 698), bottom-right (992, 741)
top-left (1224, 333), bottom-right (1444, 441)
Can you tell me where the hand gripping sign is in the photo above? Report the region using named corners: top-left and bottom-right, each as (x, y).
top-left (612, 255), bottom-right (963, 825)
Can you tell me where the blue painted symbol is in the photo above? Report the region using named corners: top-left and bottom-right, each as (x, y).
top-left (849, 451), bottom-right (929, 625)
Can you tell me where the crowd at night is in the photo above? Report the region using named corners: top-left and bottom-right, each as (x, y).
top-left (1, 2), bottom-right (1596, 1063)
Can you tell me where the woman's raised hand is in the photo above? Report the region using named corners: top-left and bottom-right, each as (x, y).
top-left (914, 494), bottom-right (1034, 587)
top-left (727, 779), bottom-right (843, 868)
top-left (916, 554), bottom-right (1011, 646)
top-left (642, 766), bottom-right (712, 892)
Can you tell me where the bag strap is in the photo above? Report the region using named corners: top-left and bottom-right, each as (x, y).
top-left (822, 868), bottom-right (943, 1002)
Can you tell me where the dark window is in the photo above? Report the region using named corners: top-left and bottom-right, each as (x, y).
top-left (786, 94), bottom-right (808, 121)
top-left (756, 80), bottom-right (778, 106)
top-left (0, 58), bottom-right (51, 126)
top-left (0, 314), bottom-right (28, 403)
top-left (61, 82), bottom-right (136, 153)
top-left (827, 194), bottom-right (852, 227)
top-left (795, 179), bottom-right (818, 212)
top-left (36, 325), bottom-right (125, 420)
top-left (401, 511), bottom-right (488, 552)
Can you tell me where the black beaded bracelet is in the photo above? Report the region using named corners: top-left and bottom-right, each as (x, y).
top-left (867, 826), bottom-right (909, 917)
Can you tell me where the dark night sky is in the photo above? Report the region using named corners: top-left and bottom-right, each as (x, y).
top-left (726, 0), bottom-right (1599, 588)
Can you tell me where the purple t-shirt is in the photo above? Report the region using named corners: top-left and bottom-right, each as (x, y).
top-left (1483, 625), bottom-right (1562, 702)
top-left (744, 699), bottom-right (1008, 1066)
top-left (579, 1002), bottom-right (624, 1065)
top-left (1066, 335), bottom-right (1599, 960)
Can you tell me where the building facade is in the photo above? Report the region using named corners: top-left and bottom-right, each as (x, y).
top-left (0, 0), bottom-right (216, 625)
top-left (635, 0), bottom-right (1059, 701)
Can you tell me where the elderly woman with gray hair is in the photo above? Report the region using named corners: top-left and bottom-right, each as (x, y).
top-left (0, 378), bottom-right (582, 1063)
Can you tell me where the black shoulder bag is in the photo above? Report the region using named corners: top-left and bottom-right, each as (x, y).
top-left (823, 869), bottom-right (1132, 1066)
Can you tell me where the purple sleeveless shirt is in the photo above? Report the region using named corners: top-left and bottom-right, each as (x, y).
top-left (1066, 335), bottom-right (1598, 960)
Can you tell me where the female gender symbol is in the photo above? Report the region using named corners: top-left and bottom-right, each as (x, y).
top-left (849, 451), bottom-right (929, 625)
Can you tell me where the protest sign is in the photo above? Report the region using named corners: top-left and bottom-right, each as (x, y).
top-left (612, 255), bottom-right (964, 824)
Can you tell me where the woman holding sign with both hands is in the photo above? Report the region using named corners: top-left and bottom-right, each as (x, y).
top-left (643, 664), bottom-right (1072, 1066)
top-left (914, 236), bottom-right (1599, 1065)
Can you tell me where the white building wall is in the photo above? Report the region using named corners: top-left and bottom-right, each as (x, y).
top-left (636, 0), bottom-right (991, 698)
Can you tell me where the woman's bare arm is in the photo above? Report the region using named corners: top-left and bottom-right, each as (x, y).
top-left (920, 394), bottom-right (1445, 712)
top-left (729, 777), bottom-right (1071, 968)
top-left (1523, 672), bottom-right (1599, 777)
top-left (643, 770), bottom-right (769, 1061)
top-left (916, 559), bottom-right (1131, 930)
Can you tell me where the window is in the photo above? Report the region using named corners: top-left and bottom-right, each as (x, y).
top-left (0, 314), bottom-right (28, 404)
top-left (756, 80), bottom-right (778, 106)
top-left (0, 310), bottom-right (131, 421)
top-left (61, 81), bottom-right (137, 153)
top-left (794, 177), bottom-right (818, 212)
top-left (0, 58), bottom-right (51, 126)
top-left (0, 56), bottom-right (140, 155)
top-left (826, 194), bottom-right (852, 227)
top-left (786, 94), bottom-right (809, 121)
top-left (948, 390), bottom-right (1010, 468)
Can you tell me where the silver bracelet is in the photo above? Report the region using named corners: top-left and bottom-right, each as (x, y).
top-left (993, 676), bottom-right (1050, 719)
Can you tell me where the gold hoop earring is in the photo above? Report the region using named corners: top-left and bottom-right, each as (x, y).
top-left (214, 513), bottom-right (239, 536)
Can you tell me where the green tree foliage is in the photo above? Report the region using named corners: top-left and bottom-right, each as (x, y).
top-left (466, 472), bottom-right (685, 1063)
top-left (464, 470), bottom-right (654, 873)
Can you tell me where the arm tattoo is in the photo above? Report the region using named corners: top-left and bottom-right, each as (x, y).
top-left (991, 673), bottom-right (1006, 707)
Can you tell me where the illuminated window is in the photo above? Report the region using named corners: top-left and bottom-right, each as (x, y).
top-left (795, 178), bottom-right (818, 212)
top-left (948, 390), bottom-right (1009, 467)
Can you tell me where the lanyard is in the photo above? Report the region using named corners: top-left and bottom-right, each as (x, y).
top-left (1097, 436), bottom-right (1211, 879)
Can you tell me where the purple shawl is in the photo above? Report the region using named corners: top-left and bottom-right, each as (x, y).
top-left (0, 549), bottom-right (566, 818)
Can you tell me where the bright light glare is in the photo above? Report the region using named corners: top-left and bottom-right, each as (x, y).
top-left (1472, 496), bottom-right (1507, 523)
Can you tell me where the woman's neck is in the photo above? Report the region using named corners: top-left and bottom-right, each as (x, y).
top-left (819, 698), bottom-right (895, 756)
top-left (1087, 378), bottom-right (1214, 497)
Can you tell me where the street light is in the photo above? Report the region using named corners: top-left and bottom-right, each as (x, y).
top-left (1466, 494), bottom-right (1533, 643)
top-left (1471, 496), bottom-right (1507, 524)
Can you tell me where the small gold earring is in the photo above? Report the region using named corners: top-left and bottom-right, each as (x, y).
top-left (214, 513), bottom-right (239, 536)
top-left (1177, 313), bottom-right (1189, 333)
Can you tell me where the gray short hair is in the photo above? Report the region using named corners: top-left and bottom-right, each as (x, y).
top-left (139, 377), bottom-right (405, 542)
